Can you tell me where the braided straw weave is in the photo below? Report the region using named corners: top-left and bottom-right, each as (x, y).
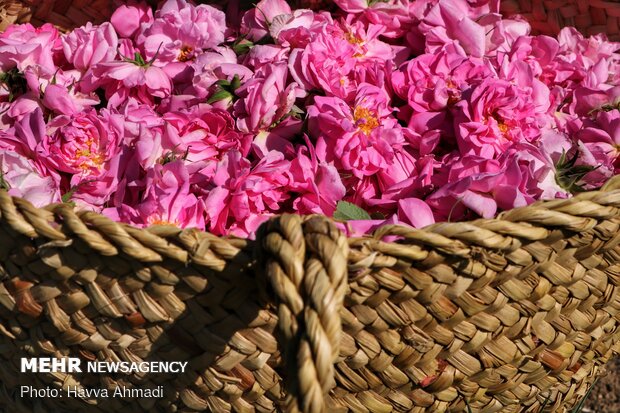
top-left (0, 0), bottom-right (113, 32)
top-left (0, 177), bottom-right (619, 413)
top-left (500, 0), bottom-right (620, 41)
top-left (1, 0), bottom-right (620, 39)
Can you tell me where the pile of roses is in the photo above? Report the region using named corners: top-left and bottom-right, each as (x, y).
top-left (0, 0), bottom-right (618, 237)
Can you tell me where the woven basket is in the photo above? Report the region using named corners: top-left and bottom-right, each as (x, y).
top-left (0, 178), bottom-right (619, 413)
top-left (0, 1), bottom-right (620, 413)
top-left (500, 0), bottom-right (620, 41)
top-left (1, 0), bottom-right (620, 39)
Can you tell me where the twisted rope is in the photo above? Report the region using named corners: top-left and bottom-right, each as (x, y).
top-left (259, 214), bottom-right (349, 413)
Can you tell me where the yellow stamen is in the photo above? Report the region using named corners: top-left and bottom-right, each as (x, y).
top-left (345, 31), bottom-right (364, 45)
top-left (178, 45), bottom-right (194, 62)
top-left (353, 106), bottom-right (380, 136)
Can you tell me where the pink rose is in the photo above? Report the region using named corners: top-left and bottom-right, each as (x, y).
top-left (240, 0), bottom-right (292, 42)
top-left (574, 110), bottom-right (620, 186)
top-left (163, 106), bottom-right (252, 163)
top-left (289, 18), bottom-right (393, 99)
top-left (110, 1), bottom-right (154, 38)
top-left (270, 9), bottom-right (316, 48)
top-left (233, 63), bottom-right (305, 133)
top-left (202, 150), bottom-right (291, 237)
top-left (0, 109), bottom-right (56, 178)
top-left (0, 23), bottom-right (60, 72)
top-left (454, 75), bottom-right (551, 158)
top-left (83, 41), bottom-right (172, 107)
top-left (190, 47), bottom-right (253, 99)
top-left (137, 161), bottom-right (205, 228)
top-left (309, 83), bottom-right (404, 177)
top-left (335, 0), bottom-right (417, 38)
top-left (138, 0), bottom-right (226, 65)
top-left (62, 22), bottom-right (118, 71)
top-left (397, 198), bottom-right (435, 228)
top-left (0, 150), bottom-right (60, 207)
top-left (289, 143), bottom-right (346, 215)
top-left (46, 109), bottom-right (124, 206)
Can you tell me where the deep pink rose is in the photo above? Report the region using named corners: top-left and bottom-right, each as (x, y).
top-left (202, 150), bottom-right (291, 237)
top-left (163, 106), bottom-right (252, 163)
top-left (309, 83), bottom-right (404, 177)
top-left (46, 109), bottom-right (124, 206)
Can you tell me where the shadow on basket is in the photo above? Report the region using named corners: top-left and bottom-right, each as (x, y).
top-left (0, 181), bottom-right (618, 412)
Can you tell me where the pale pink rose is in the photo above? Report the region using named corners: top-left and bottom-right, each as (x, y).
top-left (62, 22), bottom-right (118, 71)
top-left (191, 47), bottom-right (253, 99)
top-left (110, 0), bottom-right (154, 38)
top-left (233, 63), bottom-right (305, 133)
top-left (240, 0), bottom-right (292, 42)
top-left (138, 0), bottom-right (226, 65)
top-left (270, 9), bottom-right (316, 48)
top-left (0, 150), bottom-right (60, 207)
top-left (137, 161), bottom-right (205, 229)
top-left (0, 23), bottom-right (61, 72)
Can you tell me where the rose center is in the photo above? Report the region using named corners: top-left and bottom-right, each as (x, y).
top-left (148, 215), bottom-right (178, 226)
top-left (178, 45), bottom-right (195, 62)
top-left (353, 106), bottom-right (380, 136)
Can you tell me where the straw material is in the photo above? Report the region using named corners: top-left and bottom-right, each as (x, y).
top-left (0, 0), bottom-right (113, 32)
top-left (1, 0), bottom-right (618, 38)
top-left (0, 178), bottom-right (619, 413)
top-left (0, 0), bottom-right (332, 32)
top-left (501, 0), bottom-right (620, 41)
top-left (0, 1), bottom-right (619, 412)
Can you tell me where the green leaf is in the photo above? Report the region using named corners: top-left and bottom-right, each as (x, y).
top-left (133, 52), bottom-right (146, 66)
top-left (230, 75), bottom-right (241, 92)
top-left (232, 39), bottom-right (254, 56)
top-left (555, 150), bottom-right (600, 193)
top-left (215, 79), bottom-right (231, 88)
top-left (333, 201), bottom-right (371, 221)
top-left (0, 171), bottom-right (9, 190)
top-left (61, 189), bottom-right (75, 203)
top-left (207, 89), bottom-right (233, 104)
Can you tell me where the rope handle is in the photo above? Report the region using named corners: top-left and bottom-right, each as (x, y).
top-left (257, 214), bottom-right (349, 413)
